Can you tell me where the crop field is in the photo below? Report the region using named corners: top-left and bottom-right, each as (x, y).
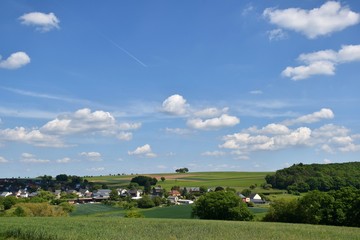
top-left (1, 217), bottom-right (359, 240)
top-left (88, 171), bottom-right (273, 191)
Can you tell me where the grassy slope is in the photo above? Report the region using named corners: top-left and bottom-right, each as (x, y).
top-left (88, 171), bottom-right (273, 191)
top-left (1, 217), bottom-right (359, 240)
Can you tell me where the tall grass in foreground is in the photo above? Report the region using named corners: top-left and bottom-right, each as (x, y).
top-left (1, 217), bottom-right (359, 240)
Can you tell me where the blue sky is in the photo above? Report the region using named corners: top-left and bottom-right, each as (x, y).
top-left (1, 1), bottom-right (360, 178)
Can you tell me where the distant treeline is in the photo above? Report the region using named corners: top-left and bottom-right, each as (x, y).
top-left (265, 162), bottom-right (360, 192)
top-left (264, 187), bottom-right (360, 227)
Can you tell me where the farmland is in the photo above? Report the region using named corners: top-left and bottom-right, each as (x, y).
top-left (1, 217), bottom-right (360, 240)
top-left (88, 171), bottom-right (273, 191)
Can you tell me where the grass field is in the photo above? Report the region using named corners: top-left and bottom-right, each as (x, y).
top-left (88, 171), bottom-right (273, 191)
top-left (1, 217), bottom-right (359, 240)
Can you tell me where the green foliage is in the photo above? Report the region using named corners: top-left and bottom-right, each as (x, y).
top-left (1, 217), bottom-right (359, 240)
top-left (266, 162), bottom-right (360, 192)
top-left (192, 191), bottom-right (254, 221)
top-left (161, 176), bottom-right (165, 182)
top-left (175, 167), bottom-right (189, 173)
top-left (1, 196), bottom-right (18, 210)
top-left (5, 203), bottom-right (68, 217)
top-left (109, 189), bottom-right (119, 201)
top-left (124, 210), bottom-right (144, 218)
top-left (264, 187), bottom-right (360, 227)
top-left (137, 195), bottom-right (155, 209)
top-left (241, 188), bottom-right (252, 197)
top-left (59, 202), bottom-right (75, 213)
top-left (130, 175), bottom-right (158, 186)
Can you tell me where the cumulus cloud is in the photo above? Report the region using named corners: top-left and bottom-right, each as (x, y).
top-left (187, 114), bottom-right (240, 130)
top-left (0, 127), bottom-right (64, 147)
top-left (162, 94), bottom-right (188, 115)
top-left (0, 156), bottom-right (9, 163)
top-left (20, 153), bottom-right (50, 163)
top-left (165, 128), bottom-right (192, 135)
top-left (19, 12), bottom-right (60, 32)
top-left (0, 52), bottom-right (30, 69)
top-left (249, 90), bottom-right (263, 95)
top-left (0, 108), bottom-right (140, 147)
top-left (86, 167), bottom-right (105, 172)
top-left (282, 45), bottom-right (360, 80)
top-left (283, 108), bottom-right (334, 126)
top-left (194, 107), bottom-right (228, 118)
top-left (128, 144), bottom-right (157, 158)
top-left (264, 1), bottom-right (360, 39)
top-left (80, 152), bottom-right (102, 161)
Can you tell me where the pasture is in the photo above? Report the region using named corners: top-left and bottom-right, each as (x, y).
top-left (88, 171), bottom-right (273, 191)
top-left (1, 217), bottom-right (359, 240)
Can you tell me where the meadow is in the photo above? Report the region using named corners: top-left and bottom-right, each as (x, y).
top-left (1, 217), bottom-right (360, 240)
top-left (88, 171), bottom-right (274, 191)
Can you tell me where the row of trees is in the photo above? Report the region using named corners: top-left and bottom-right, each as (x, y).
top-left (264, 187), bottom-right (360, 227)
top-left (265, 162), bottom-right (360, 193)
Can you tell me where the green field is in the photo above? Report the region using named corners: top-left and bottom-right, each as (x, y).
top-left (88, 171), bottom-right (273, 191)
top-left (1, 217), bottom-right (359, 240)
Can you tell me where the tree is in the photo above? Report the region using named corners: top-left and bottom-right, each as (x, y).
top-left (241, 188), bottom-right (251, 197)
top-left (175, 168), bottom-right (189, 173)
top-left (130, 176), bottom-right (158, 186)
top-left (161, 176), bottom-right (165, 182)
top-left (56, 174), bottom-right (69, 182)
top-left (192, 191), bottom-right (254, 221)
top-left (109, 189), bottom-right (119, 201)
top-left (137, 195), bottom-right (155, 208)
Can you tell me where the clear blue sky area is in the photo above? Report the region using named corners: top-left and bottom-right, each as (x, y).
top-left (1, 1), bottom-right (360, 177)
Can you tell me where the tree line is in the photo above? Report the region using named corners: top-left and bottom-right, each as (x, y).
top-left (265, 162), bottom-right (360, 193)
top-left (264, 187), bottom-right (360, 227)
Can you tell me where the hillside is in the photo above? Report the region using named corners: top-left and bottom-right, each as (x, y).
top-left (1, 217), bottom-right (359, 240)
top-left (265, 162), bottom-right (360, 192)
top-left (87, 171), bottom-right (272, 190)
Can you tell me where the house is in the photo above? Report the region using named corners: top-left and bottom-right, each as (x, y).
top-left (0, 191), bottom-right (12, 197)
top-left (93, 189), bottom-right (111, 200)
top-left (167, 196), bottom-right (179, 204)
top-left (79, 189), bottom-right (92, 198)
top-left (152, 186), bottom-right (163, 197)
top-left (237, 193), bottom-right (250, 203)
top-left (249, 193), bottom-right (265, 204)
top-left (117, 188), bottom-right (128, 197)
top-left (188, 187), bottom-right (200, 194)
top-left (168, 190), bottom-right (181, 197)
top-left (128, 189), bottom-right (143, 199)
top-left (54, 190), bottom-right (62, 199)
top-left (177, 199), bottom-right (194, 205)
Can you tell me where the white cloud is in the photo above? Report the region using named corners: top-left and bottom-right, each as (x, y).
top-left (194, 107), bottom-right (228, 118)
top-left (80, 152), bottom-right (102, 161)
top-left (56, 157), bottom-right (71, 163)
top-left (162, 94), bottom-right (188, 115)
top-left (20, 153), bottom-right (50, 163)
top-left (19, 12), bottom-right (60, 32)
top-left (248, 123), bottom-right (290, 135)
top-left (0, 127), bottom-right (64, 147)
top-left (283, 44), bottom-right (360, 80)
top-left (283, 108), bottom-right (334, 126)
top-left (0, 52), bottom-right (30, 69)
top-left (201, 151), bottom-right (226, 157)
top-left (187, 114), bottom-right (240, 130)
top-left (264, 1), bottom-right (360, 39)
top-left (282, 61), bottom-right (335, 80)
top-left (117, 132), bottom-right (133, 141)
top-left (267, 28), bottom-right (287, 41)
top-left (0, 156), bottom-right (9, 163)
top-left (324, 158), bottom-right (332, 164)
top-left (128, 144), bottom-right (157, 158)
top-left (165, 128), bottom-right (192, 135)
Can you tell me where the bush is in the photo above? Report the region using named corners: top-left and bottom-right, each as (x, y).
top-left (192, 191), bottom-right (253, 221)
top-left (124, 210), bottom-right (144, 218)
top-left (137, 196), bottom-right (155, 209)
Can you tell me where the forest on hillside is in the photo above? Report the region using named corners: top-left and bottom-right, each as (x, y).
top-left (265, 162), bottom-right (360, 193)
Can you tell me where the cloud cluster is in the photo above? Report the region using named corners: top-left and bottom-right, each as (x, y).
top-left (128, 144), bottom-right (157, 158)
top-left (0, 52), bottom-right (30, 69)
top-left (219, 109), bottom-right (360, 156)
top-left (162, 94), bottom-right (240, 131)
top-left (80, 151), bottom-right (102, 161)
top-left (19, 12), bottom-right (60, 32)
top-left (20, 153), bottom-right (50, 163)
top-left (264, 1), bottom-right (360, 39)
top-left (0, 156), bottom-right (9, 163)
top-left (283, 44), bottom-right (360, 80)
top-left (0, 108), bottom-right (141, 147)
